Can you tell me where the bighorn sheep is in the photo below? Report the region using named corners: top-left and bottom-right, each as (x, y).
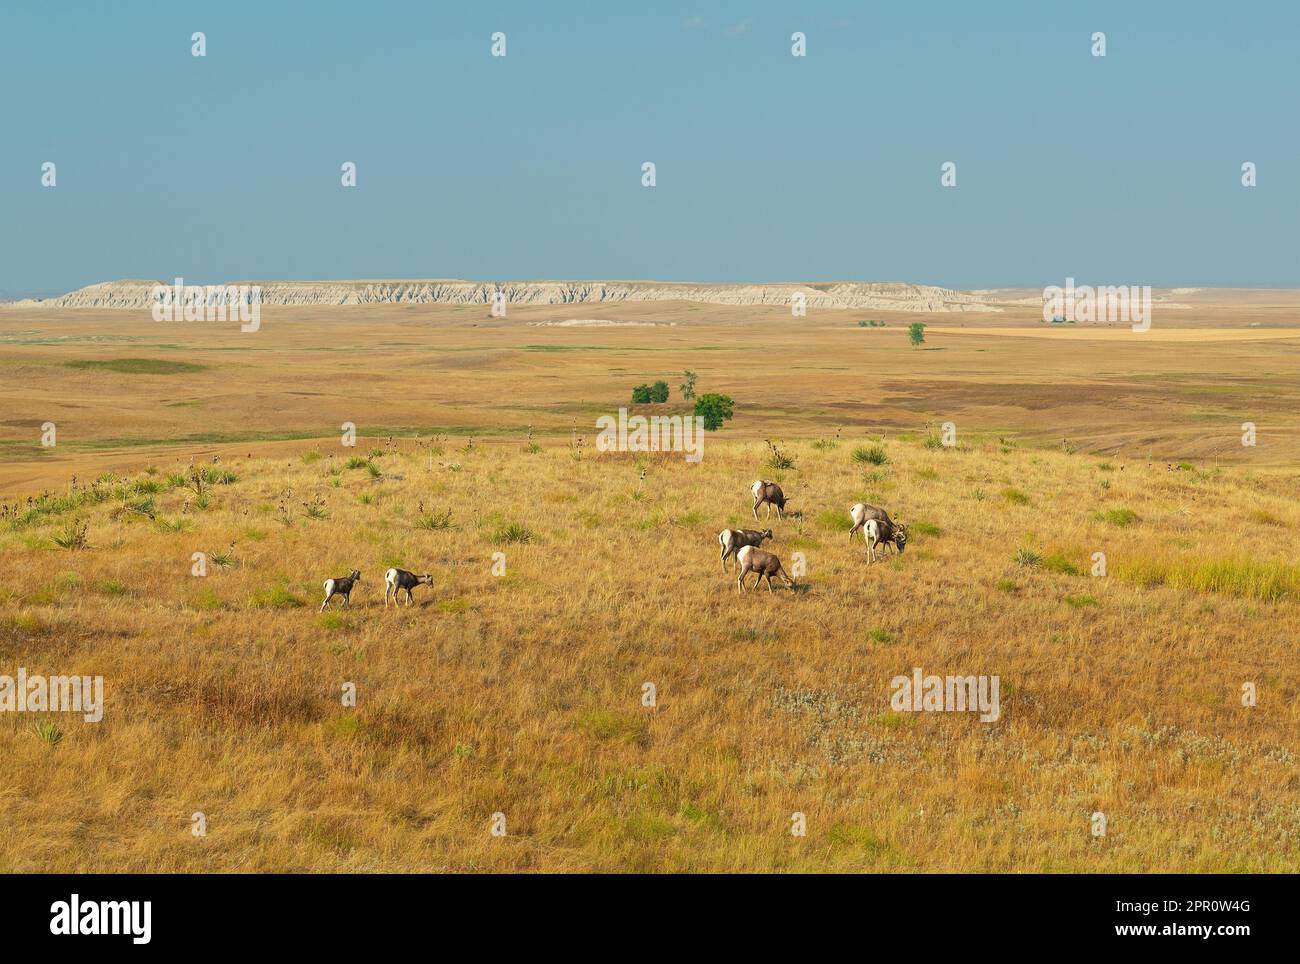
top-left (384, 567), bottom-right (433, 607)
top-left (735, 545), bottom-right (796, 593)
top-left (751, 480), bottom-right (787, 521)
top-left (321, 569), bottom-right (361, 610)
top-left (718, 527), bottom-right (773, 571)
top-left (849, 502), bottom-right (908, 560)
top-left (863, 519), bottom-right (907, 563)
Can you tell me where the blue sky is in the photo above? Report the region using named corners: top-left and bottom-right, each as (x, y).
top-left (1, 0), bottom-right (1296, 295)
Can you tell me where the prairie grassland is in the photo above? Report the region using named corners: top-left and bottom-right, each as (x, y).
top-left (1, 432), bottom-right (1298, 872)
top-left (4, 299), bottom-right (1300, 493)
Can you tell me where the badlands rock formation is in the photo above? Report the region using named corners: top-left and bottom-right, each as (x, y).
top-left (13, 279), bottom-right (1004, 312)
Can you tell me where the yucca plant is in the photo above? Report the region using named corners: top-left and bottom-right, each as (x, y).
top-left (52, 519), bottom-right (89, 550)
top-left (32, 718), bottom-right (63, 747)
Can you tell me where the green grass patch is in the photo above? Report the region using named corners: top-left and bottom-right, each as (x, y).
top-left (1114, 556), bottom-right (1300, 602)
top-left (1041, 552), bottom-right (1080, 576)
top-left (491, 522), bottom-right (532, 545)
top-left (818, 509), bottom-right (853, 532)
top-left (66, 358), bottom-right (206, 375)
top-left (190, 587), bottom-right (223, 611)
top-left (852, 445), bottom-right (889, 466)
top-left (1094, 507), bottom-right (1139, 527)
top-left (249, 586), bottom-right (306, 609)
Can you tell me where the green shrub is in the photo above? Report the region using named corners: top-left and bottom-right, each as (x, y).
top-left (693, 393), bottom-right (734, 431)
top-left (852, 445), bottom-right (888, 465)
top-left (491, 524), bottom-right (533, 548)
top-left (1094, 507), bottom-right (1139, 527)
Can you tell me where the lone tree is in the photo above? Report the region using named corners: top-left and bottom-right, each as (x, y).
top-left (631, 384), bottom-right (652, 404)
top-left (694, 393), bottom-right (734, 431)
top-left (650, 380), bottom-right (670, 403)
top-left (908, 322), bottom-right (926, 347)
top-left (680, 370), bottom-right (698, 400)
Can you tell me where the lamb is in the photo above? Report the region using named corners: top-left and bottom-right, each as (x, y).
top-left (862, 518), bottom-right (907, 563)
top-left (718, 527), bottom-right (773, 571)
top-left (735, 545), bottom-right (796, 594)
top-left (384, 567), bottom-right (433, 607)
top-left (321, 569), bottom-right (362, 610)
top-left (751, 480), bottom-right (787, 521)
top-left (849, 503), bottom-right (907, 559)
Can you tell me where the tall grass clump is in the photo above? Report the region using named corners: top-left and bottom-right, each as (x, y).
top-left (1115, 556), bottom-right (1299, 602)
top-left (416, 507), bottom-right (453, 531)
top-left (1095, 507), bottom-right (1139, 527)
top-left (852, 445), bottom-right (889, 466)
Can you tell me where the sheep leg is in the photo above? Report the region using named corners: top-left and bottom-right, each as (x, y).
top-left (752, 500), bottom-right (760, 522)
top-left (849, 522), bottom-right (861, 540)
top-left (765, 573), bottom-right (775, 593)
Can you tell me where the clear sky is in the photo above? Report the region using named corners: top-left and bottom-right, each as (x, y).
top-left (1, 0), bottom-right (1296, 296)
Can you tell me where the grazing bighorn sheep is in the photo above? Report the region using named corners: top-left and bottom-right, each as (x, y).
top-left (735, 545), bottom-right (796, 594)
top-left (849, 502), bottom-right (908, 560)
top-left (751, 480), bottom-right (787, 521)
top-left (862, 520), bottom-right (907, 563)
top-left (321, 569), bottom-right (361, 610)
top-left (384, 567), bottom-right (433, 607)
top-left (718, 527), bottom-right (773, 571)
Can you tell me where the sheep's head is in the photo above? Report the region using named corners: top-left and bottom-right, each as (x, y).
top-left (761, 528), bottom-right (774, 543)
top-left (421, 574), bottom-right (434, 585)
top-left (350, 569), bottom-right (362, 580)
top-left (894, 525), bottom-right (908, 552)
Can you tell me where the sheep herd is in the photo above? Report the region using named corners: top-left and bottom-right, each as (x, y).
top-left (320, 478), bottom-right (910, 610)
top-left (721, 480), bottom-right (908, 594)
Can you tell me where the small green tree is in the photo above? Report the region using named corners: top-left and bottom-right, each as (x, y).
top-left (649, 380), bottom-right (669, 403)
top-left (680, 370), bottom-right (698, 400)
top-left (908, 322), bottom-right (926, 347)
top-left (694, 393), bottom-right (734, 431)
top-left (631, 384), bottom-right (652, 404)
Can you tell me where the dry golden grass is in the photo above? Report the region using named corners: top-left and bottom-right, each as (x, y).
top-left (1, 299), bottom-right (1298, 871)
top-left (1, 433), bottom-right (1298, 872)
